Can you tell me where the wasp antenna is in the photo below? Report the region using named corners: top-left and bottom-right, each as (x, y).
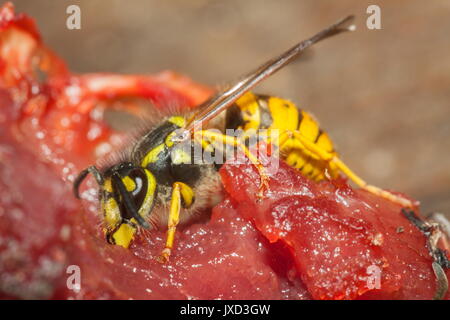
top-left (73, 166), bottom-right (104, 199)
top-left (111, 173), bottom-right (150, 229)
top-left (181, 15), bottom-right (356, 135)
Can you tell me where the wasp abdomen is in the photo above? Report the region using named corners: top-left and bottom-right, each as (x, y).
top-left (225, 92), bottom-right (339, 181)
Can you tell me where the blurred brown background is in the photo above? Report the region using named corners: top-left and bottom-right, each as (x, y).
top-left (14, 0), bottom-right (450, 215)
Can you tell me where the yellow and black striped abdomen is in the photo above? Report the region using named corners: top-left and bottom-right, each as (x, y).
top-left (226, 92), bottom-right (339, 181)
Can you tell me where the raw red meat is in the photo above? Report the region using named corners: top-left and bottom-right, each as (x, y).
top-left (0, 3), bottom-right (448, 300)
top-left (220, 147), bottom-right (450, 299)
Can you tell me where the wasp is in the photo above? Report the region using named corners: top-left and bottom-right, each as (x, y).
top-left (74, 15), bottom-right (413, 262)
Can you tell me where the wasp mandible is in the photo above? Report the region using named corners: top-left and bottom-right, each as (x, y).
top-left (74, 15), bottom-right (412, 262)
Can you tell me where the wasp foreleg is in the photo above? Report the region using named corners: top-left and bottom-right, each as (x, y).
top-left (159, 182), bottom-right (195, 263)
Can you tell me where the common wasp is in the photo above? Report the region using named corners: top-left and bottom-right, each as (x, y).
top-left (74, 15), bottom-right (413, 262)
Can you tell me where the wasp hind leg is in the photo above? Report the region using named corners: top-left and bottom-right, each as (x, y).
top-left (283, 130), bottom-right (414, 208)
top-left (195, 130), bottom-right (270, 199)
top-left (158, 181), bottom-right (195, 263)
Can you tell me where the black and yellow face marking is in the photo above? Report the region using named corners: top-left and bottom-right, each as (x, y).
top-left (102, 164), bottom-right (157, 247)
top-left (74, 163), bottom-right (157, 248)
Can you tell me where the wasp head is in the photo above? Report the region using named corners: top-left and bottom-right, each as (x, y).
top-left (73, 163), bottom-right (157, 248)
